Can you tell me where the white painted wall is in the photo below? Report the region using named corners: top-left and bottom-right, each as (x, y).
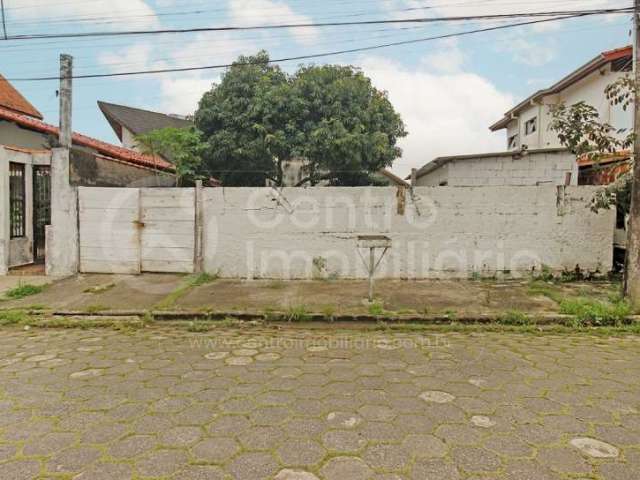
top-left (201, 186), bottom-right (613, 279)
top-left (416, 150), bottom-right (578, 187)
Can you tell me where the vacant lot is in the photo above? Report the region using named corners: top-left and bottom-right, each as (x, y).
top-left (0, 325), bottom-right (638, 479)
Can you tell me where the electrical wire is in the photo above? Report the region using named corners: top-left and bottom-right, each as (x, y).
top-left (1, 6), bottom-right (632, 42)
top-left (6, 11), bottom-right (630, 82)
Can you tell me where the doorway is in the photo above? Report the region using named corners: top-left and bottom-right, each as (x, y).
top-left (32, 165), bottom-right (51, 263)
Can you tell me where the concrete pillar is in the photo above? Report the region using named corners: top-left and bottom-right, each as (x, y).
top-left (46, 148), bottom-right (78, 276)
top-left (0, 147), bottom-right (9, 275)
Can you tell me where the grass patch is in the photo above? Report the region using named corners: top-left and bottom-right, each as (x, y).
top-left (83, 283), bottom-right (116, 294)
top-left (5, 282), bottom-right (45, 299)
top-left (497, 310), bottom-right (530, 326)
top-left (0, 310), bottom-right (29, 325)
top-left (368, 300), bottom-right (385, 316)
top-left (84, 304), bottom-right (108, 314)
top-left (190, 272), bottom-right (219, 286)
top-left (186, 320), bottom-right (212, 332)
top-left (559, 297), bottom-right (631, 326)
top-left (155, 273), bottom-right (219, 310)
top-left (285, 304), bottom-right (310, 322)
top-left (527, 280), bottom-right (563, 303)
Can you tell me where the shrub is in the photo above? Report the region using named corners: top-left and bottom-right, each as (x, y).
top-left (498, 310), bottom-right (530, 326)
top-left (559, 297), bottom-right (631, 326)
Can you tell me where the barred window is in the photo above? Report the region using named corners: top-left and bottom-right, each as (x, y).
top-left (9, 163), bottom-right (25, 238)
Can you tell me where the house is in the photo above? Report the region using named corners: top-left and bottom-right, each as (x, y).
top-left (0, 75), bottom-right (176, 272)
top-left (412, 46), bottom-right (632, 188)
top-left (98, 101), bottom-right (192, 153)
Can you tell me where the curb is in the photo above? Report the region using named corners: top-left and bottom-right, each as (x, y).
top-left (33, 310), bottom-right (640, 325)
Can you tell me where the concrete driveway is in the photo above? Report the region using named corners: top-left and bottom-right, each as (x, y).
top-left (0, 325), bottom-right (638, 479)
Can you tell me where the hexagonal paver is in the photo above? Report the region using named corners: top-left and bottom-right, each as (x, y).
top-left (402, 434), bottom-right (448, 458)
top-left (192, 437), bottom-right (240, 463)
top-left (419, 391), bottom-right (455, 403)
top-left (278, 437), bottom-right (327, 466)
top-left (227, 452), bottom-right (279, 480)
top-left (322, 430), bottom-right (367, 453)
top-left (363, 444), bottom-right (410, 471)
top-left (136, 449), bottom-right (188, 477)
top-left (1, 460), bottom-right (41, 480)
top-left (570, 437), bottom-right (620, 458)
top-left (47, 446), bottom-right (102, 474)
top-left (275, 469), bottom-right (320, 480)
top-left (160, 425), bottom-right (203, 446)
top-left (410, 459), bottom-right (460, 480)
top-left (320, 456), bottom-right (373, 480)
top-left (358, 405), bottom-right (396, 422)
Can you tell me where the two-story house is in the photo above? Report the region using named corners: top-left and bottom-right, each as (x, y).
top-left (411, 46), bottom-right (632, 188)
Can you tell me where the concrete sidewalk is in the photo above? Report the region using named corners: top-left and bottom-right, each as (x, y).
top-left (0, 273), bottom-right (619, 317)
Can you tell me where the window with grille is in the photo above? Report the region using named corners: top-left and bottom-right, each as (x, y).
top-left (9, 163), bottom-right (25, 238)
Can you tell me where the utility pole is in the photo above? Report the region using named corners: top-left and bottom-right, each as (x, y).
top-left (59, 54), bottom-right (73, 148)
top-left (46, 54), bottom-right (79, 276)
top-left (626, 0), bottom-right (640, 305)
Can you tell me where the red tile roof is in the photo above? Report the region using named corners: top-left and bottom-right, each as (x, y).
top-left (602, 45), bottom-right (632, 62)
top-left (0, 75), bottom-right (44, 119)
top-left (0, 106), bottom-right (175, 172)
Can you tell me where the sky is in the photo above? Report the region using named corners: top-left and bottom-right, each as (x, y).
top-left (0, 0), bottom-right (634, 177)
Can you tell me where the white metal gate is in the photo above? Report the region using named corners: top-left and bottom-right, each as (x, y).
top-left (79, 187), bottom-right (195, 274)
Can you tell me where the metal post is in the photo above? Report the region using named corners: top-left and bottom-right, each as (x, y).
top-left (368, 247), bottom-right (375, 302)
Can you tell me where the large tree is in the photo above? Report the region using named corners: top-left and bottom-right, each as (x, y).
top-left (194, 51), bottom-right (406, 186)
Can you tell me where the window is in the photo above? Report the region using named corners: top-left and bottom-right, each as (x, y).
top-left (524, 117), bottom-right (537, 136)
top-left (9, 163), bottom-right (25, 238)
top-left (508, 134), bottom-right (519, 150)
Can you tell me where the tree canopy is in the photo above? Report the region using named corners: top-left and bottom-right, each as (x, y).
top-left (194, 51), bottom-right (406, 186)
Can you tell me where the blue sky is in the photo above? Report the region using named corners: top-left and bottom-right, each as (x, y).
top-left (0, 0), bottom-right (633, 176)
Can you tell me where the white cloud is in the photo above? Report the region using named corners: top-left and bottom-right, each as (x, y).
top-left (421, 39), bottom-right (465, 74)
top-left (381, 0), bottom-right (624, 67)
top-left (10, 0), bottom-right (159, 29)
top-left (358, 55), bottom-right (514, 178)
top-left (496, 37), bottom-right (556, 67)
top-left (227, 0), bottom-right (319, 45)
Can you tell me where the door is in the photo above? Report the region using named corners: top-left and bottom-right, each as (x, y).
top-left (140, 188), bottom-right (195, 273)
top-left (32, 165), bottom-right (51, 262)
top-left (79, 187), bottom-right (141, 274)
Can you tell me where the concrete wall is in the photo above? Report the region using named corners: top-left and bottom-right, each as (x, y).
top-left (416, 150), bottom-right (578, 187)
top-left (200, 186), bottom-right (613, 279)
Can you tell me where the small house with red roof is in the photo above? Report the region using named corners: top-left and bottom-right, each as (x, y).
top-left (0, 74), bottom-right (177, 271)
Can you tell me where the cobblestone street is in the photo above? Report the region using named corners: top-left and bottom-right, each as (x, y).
top-left (0, 326), bottom-right (639, 479)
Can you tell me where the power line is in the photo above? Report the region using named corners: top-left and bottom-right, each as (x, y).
top-left (1, 7), bottom-right (632, 42)
top-left (7, 12), bottom-right (617, 82)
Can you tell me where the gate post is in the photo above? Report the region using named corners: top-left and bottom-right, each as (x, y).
top-left (194, 180), bottom-right (204, 273)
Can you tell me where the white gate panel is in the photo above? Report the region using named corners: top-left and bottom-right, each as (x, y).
top-left (140, 188), bottom-right (195, 273)
top-left (79, 187), bottom-right (141, 274)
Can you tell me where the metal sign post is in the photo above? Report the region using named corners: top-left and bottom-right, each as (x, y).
top-left (357, 235), bottom-right (392, 302)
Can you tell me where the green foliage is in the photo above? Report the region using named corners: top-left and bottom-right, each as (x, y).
top-left (136, 127), bottom-right (204, 186)
top-left (559, 297), bottom-right (631, 326)
top-left (6, 282), bottom-right (45, 299)
top-left (190, 272), bottom-right (219, 286)
top-left (0, 310), bottom-right (29, 325)
top-left (194, 51), bottom-right (406, 186)
top-left (285, 304), bottom-right (310, 322)
top-left (549, 102), bottom-right (634, 159)
top-left (186, 321), bottom-right (212, 332)
top-left (498, 310), bottom-right (530, 326)
top-left (549, 78), bottom-right (635, 216)
top-left (368, 301), bottom-right (385, 316)
top-left (84, 304), bottom-right (107, 314)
